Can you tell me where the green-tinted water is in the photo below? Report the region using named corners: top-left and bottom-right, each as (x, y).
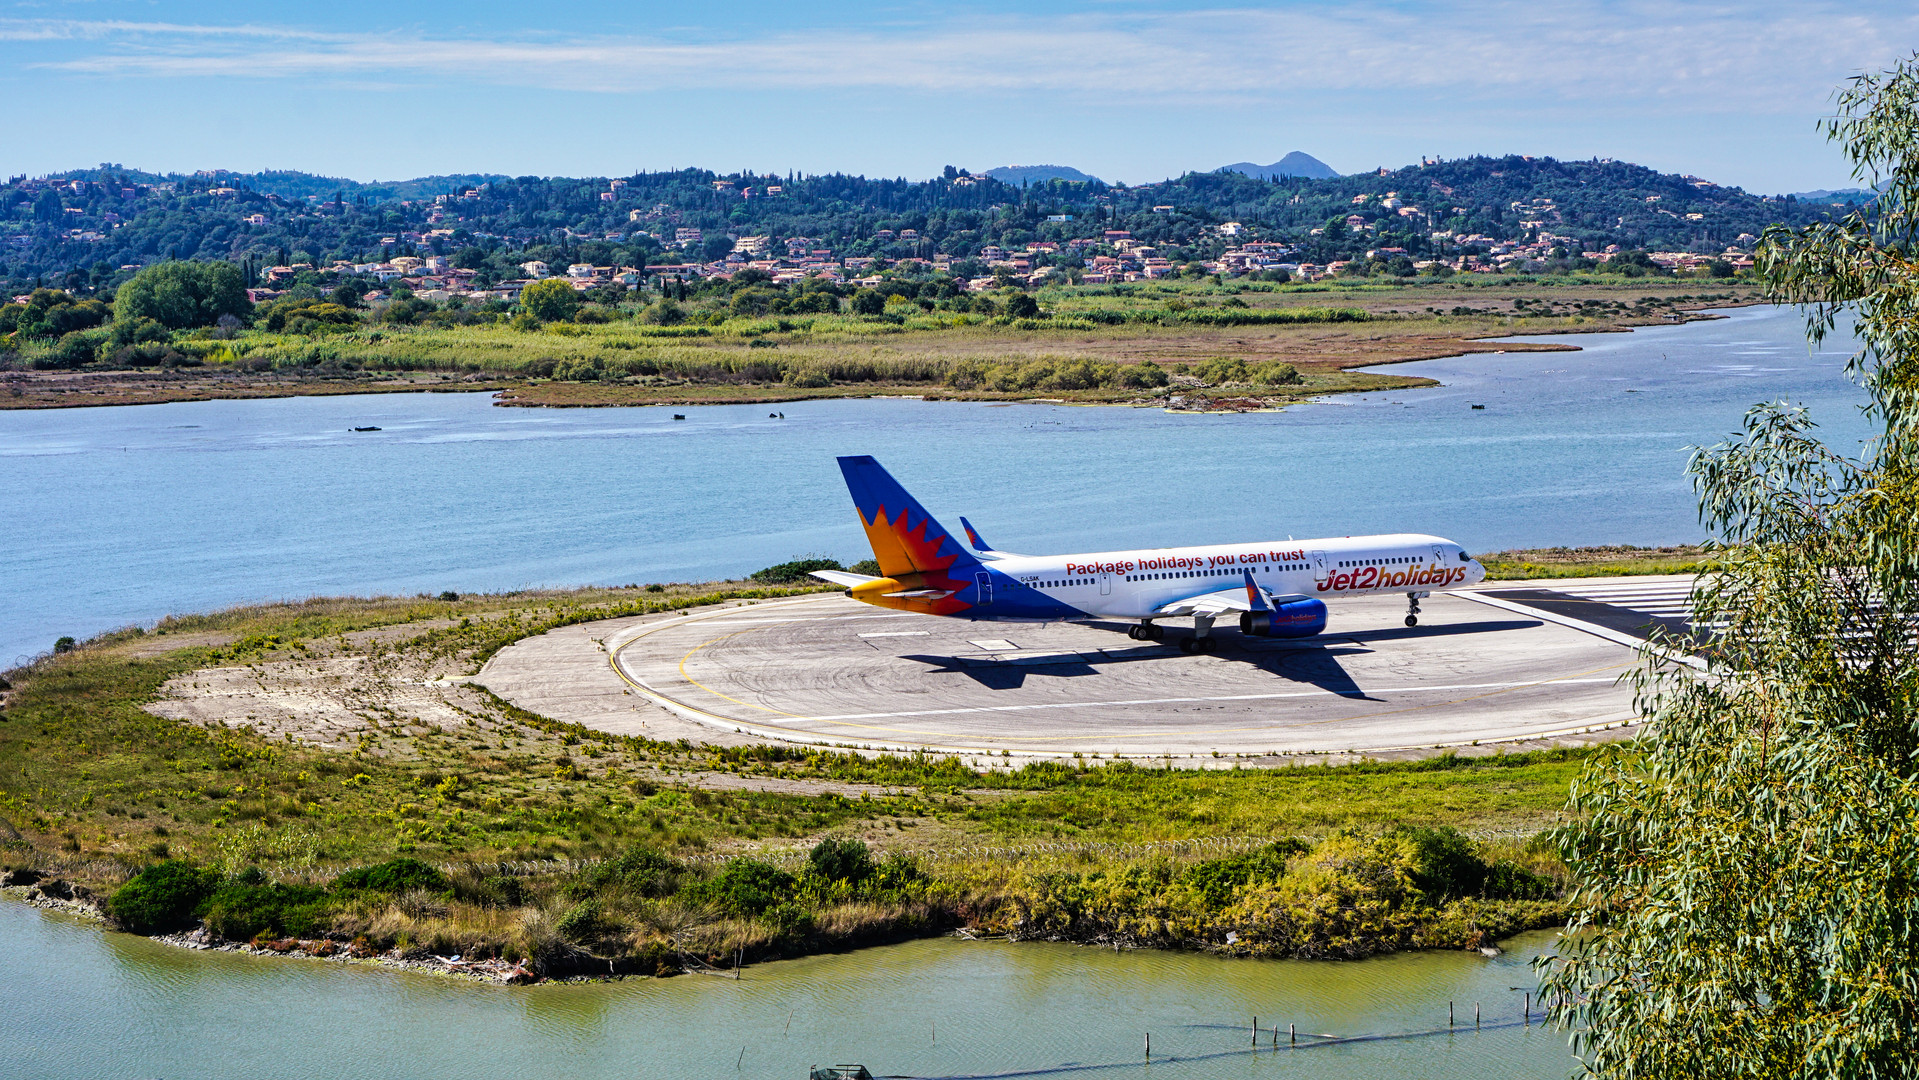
top-left (0, 902), bottom-right (1572, 1079)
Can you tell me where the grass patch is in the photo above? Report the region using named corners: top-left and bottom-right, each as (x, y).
top-left (2, 579), bottom-right (1594, 970)
top-left (1479, 544), bottom-right (1717, 579)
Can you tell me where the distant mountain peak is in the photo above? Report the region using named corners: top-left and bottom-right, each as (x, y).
top-left (981, 164), bottom-right (1101, 185)
top-left (1219, 152), bottom-right (1339, 180)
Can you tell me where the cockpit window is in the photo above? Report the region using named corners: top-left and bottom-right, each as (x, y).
top-left (1459, 551), bottom-right (1471, 562)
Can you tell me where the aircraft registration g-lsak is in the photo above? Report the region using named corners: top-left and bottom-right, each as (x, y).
top-left (812, 456), bottom-right (1489, 653)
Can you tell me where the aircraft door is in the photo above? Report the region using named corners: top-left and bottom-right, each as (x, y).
top-left (974, 572), bottom-right (993, 606)
top-left (1431, 543), bottom-right (1447, 565)
top-left (1310, 550), bottom-right (1330, 584)
top-left (1099, 573), bottom-right (1112, 596)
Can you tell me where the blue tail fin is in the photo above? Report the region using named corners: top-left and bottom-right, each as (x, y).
top-left (837, 456), bottom-right (979, 578)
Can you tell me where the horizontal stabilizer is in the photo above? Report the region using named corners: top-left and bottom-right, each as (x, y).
top-left (810, 569), bottom-right (884, 587)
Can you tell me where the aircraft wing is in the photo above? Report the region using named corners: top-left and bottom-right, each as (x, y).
top-left (1155, 573), bottom-right (1312, 617)
top-left (810, 569), bottom-right (884, 587)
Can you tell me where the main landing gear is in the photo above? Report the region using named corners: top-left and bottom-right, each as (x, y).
top-left (1404, 591), bottom-right (1426, 628)
top-left (1128, 622), bottom-right (1166, 642)
top-left (1178, 613), bottom-right (1218, 654)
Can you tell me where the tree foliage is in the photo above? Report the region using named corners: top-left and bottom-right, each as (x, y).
top-left (113, 260), bottom-right (249, 330)
top-left (520, 277), bottom-right (580, 322)
top-left (1541, 56), bottom-right (1919, 1077)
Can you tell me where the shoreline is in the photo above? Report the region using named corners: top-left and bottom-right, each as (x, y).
top-left (3, 884), bottom-right (1564, 988)
top-left (0, 302), bottom-right (1740, 414)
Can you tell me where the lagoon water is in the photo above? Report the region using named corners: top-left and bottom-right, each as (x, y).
top-left (0, 902), bottom-right (1570, 1080)
top-left (0, 303), bottom-right (1866, 664)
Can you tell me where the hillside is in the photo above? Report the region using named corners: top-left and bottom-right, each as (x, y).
top-left (982, 165), bottom-right (1103, 185)
top-left (1219, 152), bottom-right (1340, 180)
top-left (0, 155), bottom-right (1851, 292)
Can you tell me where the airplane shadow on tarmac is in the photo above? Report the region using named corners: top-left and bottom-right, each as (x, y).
top-left (898, 618), bottom-right (1542, 696)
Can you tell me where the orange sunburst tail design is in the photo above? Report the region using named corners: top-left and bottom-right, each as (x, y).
top-left (838, 456), bottom-right (981, 615)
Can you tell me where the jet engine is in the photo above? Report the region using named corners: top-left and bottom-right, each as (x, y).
top-left (1239, 597), bottom-right (1329, 638)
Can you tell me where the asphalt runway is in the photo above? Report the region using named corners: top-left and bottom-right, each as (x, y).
top-left (516, 578), bottom-right (1690, 759)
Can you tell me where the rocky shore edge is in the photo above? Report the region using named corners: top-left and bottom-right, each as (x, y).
top-left (151, 925), bottom-right (543, 985)
top-left (4, 872), bottom-right (550, 985)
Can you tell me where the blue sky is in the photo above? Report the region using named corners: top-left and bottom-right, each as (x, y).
top-left (2, 1), bottom-right (1910, 192)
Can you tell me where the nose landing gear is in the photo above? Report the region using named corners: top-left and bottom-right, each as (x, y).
top-left (1404, 591), bottom-right (1426, 627)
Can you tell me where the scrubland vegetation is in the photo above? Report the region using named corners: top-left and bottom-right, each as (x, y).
top-left (1, 582), bottom-right (1579, 976)
top-left (4, 271), bottom-right (1751, 410)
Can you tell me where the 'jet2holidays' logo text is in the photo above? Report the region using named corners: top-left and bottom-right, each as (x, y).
top-left (1317, 564), bottom-right (1467, 592)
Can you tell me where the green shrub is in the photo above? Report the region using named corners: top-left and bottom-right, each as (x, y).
top-left (201, 879), bottom-right (330, 941)
top-left (1388, 825), bottom-right (1486, 900)
top-left (331, 857), bottom-right (449, 895)
top-left (573, 845), bottom-right (681, 897)
top-left (870, 852), bottom-right (929, 897)
top-left (782, 365), bottom-right (832, 388)
top-left (807, 838), bottom-right (874, 884)
top-left (752, 557), bottom-right (841, 584)
top-left (1251, 362), bottom-right (1302, 386)
top-left (684, 858), bottom-right (795, 917)
top-left (555, 898), bottom-right (607, 943)
top-left (1182, 839), bottom-right (1310, 908)
top-left (108, 861), bottom-right (221, 934)
top-left (1481, 861), bottom-right (1559, 900)
top-left (849, 559), bottom-right (882, 576)
top-left (1193, 358), bottom-right (1250, 385)
top-left (762, 901), bottom-right (815, 937)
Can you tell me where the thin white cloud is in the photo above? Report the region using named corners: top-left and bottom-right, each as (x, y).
top-left (10, 3), bottom-right (1915, 114)
top-left (0, 19), bottom-right (344, 43)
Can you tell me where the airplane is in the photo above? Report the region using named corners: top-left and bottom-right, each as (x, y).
top-left (811, 456), bottom-right (1489, 652)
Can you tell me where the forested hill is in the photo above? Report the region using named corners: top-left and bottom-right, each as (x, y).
top-left (3, 156), bottom-right (1856, 290)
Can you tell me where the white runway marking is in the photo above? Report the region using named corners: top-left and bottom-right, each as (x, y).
top-left (757, 676), bottom-right (1623, 725)
top-left (699, 612), bottom-right (925, 626)
top-left (1532, 580), bottom-right (1697, 619)
top-left (859, 631), bottom-right (930, 638)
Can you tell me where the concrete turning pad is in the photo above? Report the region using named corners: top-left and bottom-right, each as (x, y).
top-left (478, 586), bottom-right (1653, 759)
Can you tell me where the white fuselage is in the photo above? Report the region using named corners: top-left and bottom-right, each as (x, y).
top-left (984, 533), bottom-right (1485, 619)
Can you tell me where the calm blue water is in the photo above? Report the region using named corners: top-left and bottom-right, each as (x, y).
top-left (0, 304), bottom-right (1866, 664)
top-left (0, 903), bottom-right (1574, 1080)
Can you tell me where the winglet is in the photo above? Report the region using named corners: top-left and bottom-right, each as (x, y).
top-left (1243, 569), bottom-right (1271, 611)
top-left (959, 516), bottom-right (990, 552)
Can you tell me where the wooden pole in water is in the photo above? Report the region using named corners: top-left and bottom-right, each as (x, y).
top-left (1252, 1017), bottom-right (1257, 1047)
top-left (1449, 1000), bottom-right (1454, 1027)
top-left (1290, 1023), bottom-right (1296, 1045)
top-left (1524, 993), bottom-right (1530, 1024)
top-left (1476, 1002), bottom-right (1480, 1029)
top-left (1145, 1032), bottom-right (1150, 1059)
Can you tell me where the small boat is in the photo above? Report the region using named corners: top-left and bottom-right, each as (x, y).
top-left (1469, 405), bottom-right (1485, 411)
top-left (810, 1067), bottom-right (873, 1080)
top-left (352, 426), bottom-right (382, 431)
top-left (672, 414), bottom-right (686, 421)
